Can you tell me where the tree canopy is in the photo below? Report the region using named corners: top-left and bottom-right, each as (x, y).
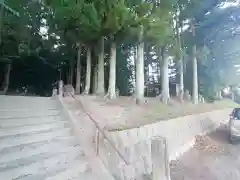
top-left (0, 0), bottom-right (240, 103)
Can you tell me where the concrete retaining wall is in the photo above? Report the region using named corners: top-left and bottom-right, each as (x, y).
top-left (59, 93), bottom-right (232, 180)
top-left (106, 108), bottom-right (231, 163)
top-left (98, 135), bottom-right (136, 180)
top-left (97, 108), bottom-right (232, 179)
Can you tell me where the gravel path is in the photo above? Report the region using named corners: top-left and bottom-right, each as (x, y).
top-left (171, 124), bottom-right (240, 180)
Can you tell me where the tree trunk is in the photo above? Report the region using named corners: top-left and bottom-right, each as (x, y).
top-left (192, 22), bottom-right (198, 104)
top-left (106, 41), bottom-right (117, 99)
top-left (219, 90), bottom-right (223, 99)
top-left (92, 65), bottom-right (98, 94)
top-left (84, 46), bottom-right (92, 94)
top-left (75, 45), bottom-right (81, 94)
top-left (216, 91), bottom-right (222, 100)
top-left (179, 59), bottom-right (184, 102)
top-left (59, 68), bottom-right (62, 81)
top-left (161, 48), bottom-right (169, 104)
top-left (160, 62), bottom-right (164, 91)
top-left (155, 47), bottom-right (161, 95)
top-left (0, 5), bottom-right (4, 93)
top-left (192, 46), bottom-right (198, 104)
top-left (136, 26), bottom-right (145, 104)
top-left (0, 4), bottom-right (4, 46)
top-left (176, 14), bottom-right (184, 102)
top-left (67, 71), bottom-right (70, 84)
top-left (133, 46), bottom-right (137, 97)
top-left (96, 37), bottom-right (105, 96)
top-left (3, 63), bottom-right (11, 94)
top-left (69, 59), bottom-right (74, 85)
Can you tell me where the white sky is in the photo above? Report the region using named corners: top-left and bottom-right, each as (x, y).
top-left (220, 0), bottom-right (240, 8)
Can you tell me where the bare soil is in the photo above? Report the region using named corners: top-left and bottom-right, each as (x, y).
top-left (170, 125), bottom-right (240, 180)
top-left (74, 95), bottom-right (238, 131)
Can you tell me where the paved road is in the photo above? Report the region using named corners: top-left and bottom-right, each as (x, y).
top-left (171, 124), bottom-right (240, 180)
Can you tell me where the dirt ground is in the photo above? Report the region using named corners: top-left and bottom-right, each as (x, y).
top-left (170, 124), bottom-right (240, 180)
top-left (73, 95), bottom-right (238, 130)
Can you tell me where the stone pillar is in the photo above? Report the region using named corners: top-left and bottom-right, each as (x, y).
top-left (59, 80), bottom-right (63, 97)
top-left (151, 137), bottom-right (171, 180)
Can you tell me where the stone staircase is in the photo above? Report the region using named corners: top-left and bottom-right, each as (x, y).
top-left (0, 96), bottom-right (114, 180)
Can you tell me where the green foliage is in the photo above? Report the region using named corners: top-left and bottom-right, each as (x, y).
top-left (0, 0), bottom-right (45, 59)
top-left (0, 0), bottom-right (19, 17)
top-left (9, 54), bottom-right (59, 96)
top-left (2, 0), bottom-right (240, 99)
top-left (145, 6), bottom-right (173, 46)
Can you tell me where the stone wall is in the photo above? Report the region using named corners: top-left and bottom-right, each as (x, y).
top-left (101, 108), bottom-right (231, 177)
top-left (58, 96), bottom-right (137, 180)
top-left (107, 109), bottom-right (231, 161)
top-left (59, 93), bottom-right (232, 180)
top-left (98, 134), bottom-right (137, 180)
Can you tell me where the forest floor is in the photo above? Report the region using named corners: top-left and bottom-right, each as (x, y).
top-left (74, 95), bottom-right (238, 130)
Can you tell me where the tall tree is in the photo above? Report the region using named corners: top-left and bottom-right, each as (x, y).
top-left (146, 0), bottom-right (176, 103)
top-left (75, 43), bottom-right (81, 94)
top-left (128, 0), bottom-right (156, 104)
top-left (179, 0), bottom-right (227, 103)
top-left (104, 0), bottom-right (136, 99)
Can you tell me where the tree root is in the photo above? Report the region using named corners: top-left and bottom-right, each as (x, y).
top-left (82, 90), bottom-right (89, 95)
top-left (104, 92), bottom-right (117, 100)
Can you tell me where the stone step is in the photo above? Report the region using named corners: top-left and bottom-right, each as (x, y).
top-left (0, 148), bottom-right (86, 180)
top-left (0, 103), bottom-right (60, 110)
top-left (44, 162), bottom-right (92, 180)
top-left (0, 128), bottom-right (71, 150)
top-left (0, 121), bottom-right (70, 138)
top-left (15, 161), bottom-right (89, 180)
top-left (0, 106), bottom-right (60, 111)
top-left (0, 146), bottom-right (84, 171)
top-left (0, 136), bottom-right (74, 155)
top-left (0, 110), bottom-right (61, 119)
top-left (0, 96), bottom-right (59, 108)
top-left (0, 116), bottom-right (65, 128)
top-left (0, 137), bottom-right (79, 164)
top-left (0, 108), bottom-right (58, 112)
top-left (0, 96), bottom-right (115, 180)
